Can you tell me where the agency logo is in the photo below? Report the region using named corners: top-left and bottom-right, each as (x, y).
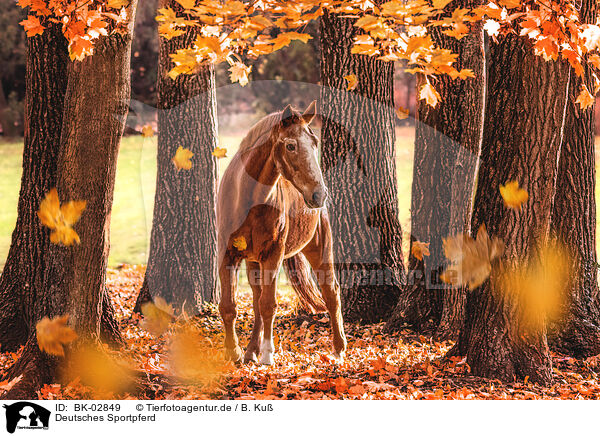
top-left (3, 402), bottom-right (50, 434)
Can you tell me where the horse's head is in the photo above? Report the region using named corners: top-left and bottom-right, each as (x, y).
top-left (271, 101), bottom-right (327, 208)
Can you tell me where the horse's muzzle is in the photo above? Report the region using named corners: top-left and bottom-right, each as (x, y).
top-left (305, 188), bottom-right (327, 208)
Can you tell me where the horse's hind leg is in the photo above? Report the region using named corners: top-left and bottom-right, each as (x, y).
top-left (303, 221), bottom-right (347, 361)
top-left (305, 256), bottom-right (347, 360)
top-left (219, 256), bottom-right (243, 362)
top-left (244, 261), bottom-right (263, 363)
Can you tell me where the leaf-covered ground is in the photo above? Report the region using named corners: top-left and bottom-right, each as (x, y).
top-left (2, 265), bottom-right (600, 400)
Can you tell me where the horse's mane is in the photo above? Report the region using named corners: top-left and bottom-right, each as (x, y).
top-left (237, 111), bottom-right (282, 153)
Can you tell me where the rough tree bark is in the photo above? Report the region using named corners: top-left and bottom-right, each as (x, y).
top-left (3, 3), bottom-right (138, 399)
top-left (387, 2), bottom-right (485, 340)
top-left (549, 0), bottom-right (600, 357)
top-left (0, 23), bottom-right (68, 352)
top-left (455, 35), bottom-right (570, 385)
top-left (134, 0), bottom-right (219, 314)
top-left (320, 9), bottom-right (404, 323)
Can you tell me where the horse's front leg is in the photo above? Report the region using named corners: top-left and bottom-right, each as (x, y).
top-left (259, 255), bottom-right (283, 365)
top-left (244, 261), bottom-right (263, 363)
top-left (219, 257), bottom-right (243, 362)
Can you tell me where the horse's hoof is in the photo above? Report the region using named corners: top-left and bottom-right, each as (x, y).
top-left (225, 346), bottom-right (243, 363)
top-left (243, 351), bottom-right (258, 364)
top-left (259, 352), bottom-right (274, 365)
top-left (333, 351), bottom-right (345, 364)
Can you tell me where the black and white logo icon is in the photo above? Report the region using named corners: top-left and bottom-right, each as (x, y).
top-left (3, 402), bottom-right (50, 433)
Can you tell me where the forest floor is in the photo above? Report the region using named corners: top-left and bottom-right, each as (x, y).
top-left (1, 265), bottom-right (599, 400)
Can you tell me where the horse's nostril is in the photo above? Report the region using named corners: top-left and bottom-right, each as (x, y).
top-left (312, 190), bottom-right (325, 205)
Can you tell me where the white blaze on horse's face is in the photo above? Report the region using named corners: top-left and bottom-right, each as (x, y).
top-left (272, 103), bottom-right (327, 209)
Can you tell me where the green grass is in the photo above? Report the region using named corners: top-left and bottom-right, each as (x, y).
top-left (0, 130), bottom-right (416, 268)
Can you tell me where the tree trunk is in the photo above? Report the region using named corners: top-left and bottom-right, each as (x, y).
top-left (0, 23), bottom-right (68, 352)
top-left (319, 10), bottom-right (404, 323)
top-left (549, 0), bottom-right (600, 357)
top-left (387, 5), bottom-right (485, 340)
top-left (134, 0), bottom-right (219, 314)
top-left (3, 4), bottom-right (138, 399)
top-left (456, 35), bottom-right (569, 385)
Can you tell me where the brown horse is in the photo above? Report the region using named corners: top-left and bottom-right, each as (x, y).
top-left (217, 102), bottom-right (347, 365)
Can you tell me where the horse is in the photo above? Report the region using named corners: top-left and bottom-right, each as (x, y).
top-left (216, 101), bottom-right (347, 365)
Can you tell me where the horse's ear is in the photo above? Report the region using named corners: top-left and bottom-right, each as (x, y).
top-left (281, 104), bottom-right (297, 126)
top-left (302, 100), bottom-right (317, 125)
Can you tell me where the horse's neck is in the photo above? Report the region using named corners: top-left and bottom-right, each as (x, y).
top-left (241, 140), bottom-right (281, 205)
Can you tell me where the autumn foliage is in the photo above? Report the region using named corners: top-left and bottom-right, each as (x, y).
top-left (19, 0), bottom-right (600, 108)
top-left (0, 266), bottom-right (594, 399)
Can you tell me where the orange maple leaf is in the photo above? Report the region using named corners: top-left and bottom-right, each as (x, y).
top-left (411, 241), bottom-right (430, 261)
top-left (419, 82), bottom-right (440, 107)
top-left (20, 15), bottom-right (44, 37)
top-left (576, 85), bottom-right (595, 110)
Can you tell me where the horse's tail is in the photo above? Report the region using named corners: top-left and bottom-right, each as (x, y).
top-left (283, 254), bottom-right (327, 314)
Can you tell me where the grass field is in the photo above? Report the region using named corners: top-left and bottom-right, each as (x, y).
top-left (0, 128), bottom-right (415, 267)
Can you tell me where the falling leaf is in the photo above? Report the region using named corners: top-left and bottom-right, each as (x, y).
top-left (65, 344), bottom-right (134, 396)
top-left (395, 106), bottom-right (409, 120)
top-left (168, 325), bottom-right (228, 386)
top-left (37, 189), bottom-right (86, 246)
top-left (576, 85), bottom-right (595, 110)
top-left (419, 82), bottom-right (440, 108)
top-left (141, 297), bottom-right (174, 336)
top-left (344, 74), bottom-right (358, 91)
top-left (500, 181), bottom-right (529, 210)
top-left (172, 146), bottom-right (193, 170)
top-left (497, 239), bottom-right (570, 335)
top-left (411, 241), bottom-right (430, 261)
top-left (36, 315), bottom-right (78, 357)
top-left (229, 62), bottom-right (252, 86)
top-left (212, 147), bottom-right (227, 158)
top-left (440, 224), bottom-right (505, 290)
top-left (233, 235), bottom-right (247, 251)
top-left (141, 124), bottom-right (154, 137)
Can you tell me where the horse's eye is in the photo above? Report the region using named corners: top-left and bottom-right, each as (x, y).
top-left (285, 141), bottom-right (296, 152)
